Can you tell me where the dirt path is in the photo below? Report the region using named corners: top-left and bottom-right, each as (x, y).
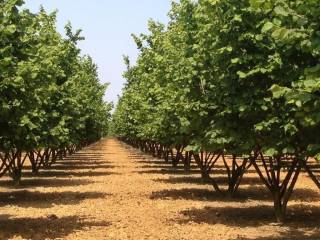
top-left (0, 138), bottom-right (319, 240)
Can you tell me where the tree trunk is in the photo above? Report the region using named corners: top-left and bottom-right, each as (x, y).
top-left (164, 150), bottom-right (169, 163)
top-left (12, 168), bottom-right (22, 186)
top-left (273, 191), bottom-right (286, 222)
top-left (193, 153), bottom-right (222, 194)
top-left (184, 151), bottom-right (191, 173)
top-left (252, 153), bottom-right (301, 222)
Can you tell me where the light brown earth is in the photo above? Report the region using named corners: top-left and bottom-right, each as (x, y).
top-left (0, 138), bottom-right (319, 240)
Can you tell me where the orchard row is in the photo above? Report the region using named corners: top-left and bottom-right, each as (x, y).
top-left (0, 0), bottom-right (111, 183)
top-left (112, 0), bottom-right (320, 222)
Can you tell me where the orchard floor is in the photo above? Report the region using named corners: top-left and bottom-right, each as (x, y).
top-left (0, 138), bottom-right (319, 240)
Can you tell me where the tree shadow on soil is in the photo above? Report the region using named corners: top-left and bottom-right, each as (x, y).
top-left (151, 188), bottom-right (234, 202)
top-left (153, 176), bottom-right (212, 185)
top-left (136, 165), bottom-right (258, 175)
top-left (70, 152), bottom-right (105, 156)
top-left (153, 176), bottom-right (263, 186)
top-left (45, 164), bottom-right (115, 171)
top-left (129, 154), bottom-right (148, 158)
top-left (58, 159), bottom-right (106, 163)
top-left (177, 204), bottom-right (320, 226)
top-left (135, 169), bottom-right (202, 175)
top-left (236, 186), bottom-right (319, 202)
top-left (22, 170), bottom-right (117, 178)
top-left (138, 165), bottom-right (199, 170)
top-left (64, 159), bottom-right (107, 163)
top-left (0, 215), bottom-right (110, 240)
top-left (0, 190), bottom-right (110, 208)
top-left (150, 187), bottom-right (319, 202)
top-left (137, 168), bottom-right (261, 175)
top-left (129, 157), bottom-right (150, 161)
top-left (239, 230), bottom-right (320, 240)
top-left (135, 160), bottom-right (168, 165)
top-left (0, 178), bottom-right (92, 188)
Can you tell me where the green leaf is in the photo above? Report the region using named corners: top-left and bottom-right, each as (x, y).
top-left (282, 147), bottom-right (295, 154)
top-left (263, 148), bottom-right (278, 156)
top-left (233, 15), bottom-right (242, 22)
top-left (307, 144), bottom-right (320, 156)
top-left (295, 100), bottom-right (302, 108)
top-left (284, 123), bottom-right (298, 136)
top-left (274, 6), bottom-right (289, 17)
top-left (185, 145), bottom-right (201, 153)
top-left (271, 28), bottom-right (290, 41)
top-left (231, 58), bottom-right (240, 64)
top-left (270, 85), bottom-right (291, 99)
top-left (237, 71), bottom-right (247, 79)
top-left (261, 22), bottom-right (274, 33)
top-left (239, 105), bottom-right (246, 112)
top-left (255, 125), bottom-right (264, 131)
top-left (6, 25), bottom-right (17, 34)
top-left (226, 46), bottom-right (233, 52)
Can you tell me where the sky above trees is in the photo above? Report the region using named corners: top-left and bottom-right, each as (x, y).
top-left (24, 0), bottom-right (171, 104)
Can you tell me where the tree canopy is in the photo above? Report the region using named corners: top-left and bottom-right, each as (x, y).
top-left (0, 0), bottom-right (111, 182)
top-left (112, 0), bottom-right (320, 222)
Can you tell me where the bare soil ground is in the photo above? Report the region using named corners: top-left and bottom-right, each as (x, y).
top-left (0, 138), bottom-right (319, 240)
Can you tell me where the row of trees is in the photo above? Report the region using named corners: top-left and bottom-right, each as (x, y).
top-left (112, 0), bottom-right (320, 222)
top-left (0, 0), bottom-right (111, 184)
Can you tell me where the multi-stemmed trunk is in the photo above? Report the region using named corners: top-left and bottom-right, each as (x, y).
top-left (6, 150), bottom-right (27, 185)
top-left (222, 155), bottom-right (252, 198)
top-left (193, 152), bottom-right (252, 197)
top-left (183, 151), bottom-right (192, 173)
top-left (164, 148), bottom-right (170, 163)
top-left (171, 146), bottom-right (185, 168)
top-left (0, 153), bottom-right (9, 177)
top-left (193, 152), bottom-right (222, 193)
top-left (299, 159), bottom-right (320, 190)
top-left (252, 153), bottom-right (302, 222)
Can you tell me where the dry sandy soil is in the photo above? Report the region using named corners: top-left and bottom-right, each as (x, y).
top-left (0, 138), bottom-right (319, 240)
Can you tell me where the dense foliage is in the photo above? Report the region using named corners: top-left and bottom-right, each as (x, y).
top-left (0, 0), bottom-right (111, 183)
top-left (112, 0), bottom-right (320, 222)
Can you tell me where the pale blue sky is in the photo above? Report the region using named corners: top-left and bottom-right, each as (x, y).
top-left (23, 1), bottom-right (171, 104)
